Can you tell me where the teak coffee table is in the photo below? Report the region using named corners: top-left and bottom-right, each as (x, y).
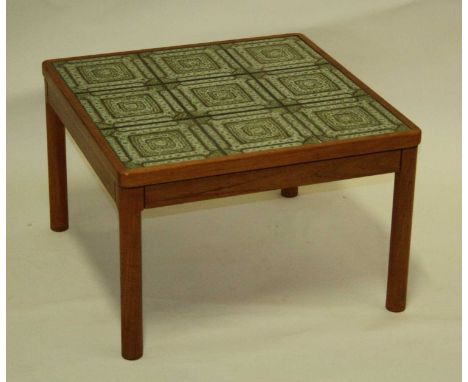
top-left (42, 33), bottom-right (421, 360)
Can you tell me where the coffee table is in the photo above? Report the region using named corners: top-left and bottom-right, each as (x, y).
top-left (42, 33), bottom-right (421, 360)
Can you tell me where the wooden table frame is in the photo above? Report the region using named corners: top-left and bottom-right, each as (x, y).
top-left (43, 33), bottom-right (421, 360)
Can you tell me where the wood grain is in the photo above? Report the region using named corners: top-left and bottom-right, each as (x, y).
top-left (119, 131), bottom-right (419, 187)
top-left (117, 186), bottom-right (145, 360)
top-left (46, 100), bottom-right (68, 231)
top-left (145, 151), bottom-right (400, 208)
top-left (386, 147), bottom-right (418, 312)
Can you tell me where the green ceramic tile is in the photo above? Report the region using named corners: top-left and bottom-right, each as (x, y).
top-left (290, 96), bottom-right (408, 141)
top-left (167, 75), bottom-right (279, 117)
top-left (223, 36), bottom-right (327, 72)
top-left (54, 54), bottom-right (158, 93)
top-left (102, 120), bottom-right (222, 168)
top-left (140, 45), bottom-right (245, 83)
top-left (197, 108), bottom-right (321, 155)
top-left (254, 65), bottom-right (365, 105)
top-left (78, 85), bottom-right (188, 128)
top-left (52, 35), bottom-right (411, 168)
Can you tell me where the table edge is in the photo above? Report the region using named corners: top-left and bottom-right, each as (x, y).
top-left (42, 32), bottom-right (422, 188)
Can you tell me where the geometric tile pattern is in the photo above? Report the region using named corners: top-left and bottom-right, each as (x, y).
top-left (224, 37), bottom-right (327, 72)
top-left (53, 35), bottom-right (411, 169)
top-left (254, 65), bottom-right (365, 105)
top-left (140, 45), bottom-right (244, 83)
top-left (54, 54), bottom-right (158, 93)
top-left (77, 85), bottom-right (188, 129)
top-left (290, 98), bottom-right (408, 141)
top-left (196, 108), bottom-right (321, 155)
top-left (102, 120), bottom-right (221, 167)
top-left (166, 75), bottom-right (279, 117)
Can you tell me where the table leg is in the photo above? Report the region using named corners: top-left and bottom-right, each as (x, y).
top-left (386, 147), bottom-right (418, 312)
top-left (117, 187), bottom-right (144, 360)
top-left (281, 187), bottom-right (299, 198)
top-left (46, 102), bottom-right (68, 232)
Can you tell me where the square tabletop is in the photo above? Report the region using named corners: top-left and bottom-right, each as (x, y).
top-left (43, 34), bottom-right (420, 186)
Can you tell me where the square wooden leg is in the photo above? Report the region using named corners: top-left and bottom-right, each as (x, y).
top-left (386, 147), bottom-right (418, 312)
top-left (281, 187), bottom-right (298, 198)
top-left (46, 102), bottom-right (68, 232)
top-left (117, 187), bottom-right (144, 360)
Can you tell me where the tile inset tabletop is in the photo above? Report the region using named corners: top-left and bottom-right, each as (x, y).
top-left (43, 34), bottom-right (421, 360)
top-left (51, 35), bottom-right (412, 169)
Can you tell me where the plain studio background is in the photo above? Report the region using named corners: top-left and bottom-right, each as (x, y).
top-left (6, 0), bottom-right (460, 381)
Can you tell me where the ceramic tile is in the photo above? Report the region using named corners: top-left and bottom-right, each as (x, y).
top-left (140, 45), bottom-right (245, 83)
top-left (196, 108), bottom-right (322, 154)
top-left (54, 54), bottom-right (158, 93)
top-left (290, 96), bottom-right (409, 141)
top-left (223, 36), bottom-right (327, 72)
top-left (254, 65), bottom-right (365, 105)
top-left (53, 35), bottom-right (410, 168)
top-left (78, 85), bottom-right (188, 128)
top-left (102, 120), bottom-right (221, 168)
top-left (167, 75), bottom-right (279, 117)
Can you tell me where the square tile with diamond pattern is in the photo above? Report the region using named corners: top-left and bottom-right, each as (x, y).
top-left (53, 35), bottom-right (410, 168)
